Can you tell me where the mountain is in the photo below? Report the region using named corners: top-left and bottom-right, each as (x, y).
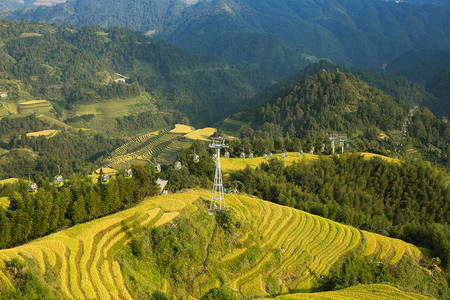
top-left (226, 69), bottom-right (450, 166)
top-left (0, 0), bottom-right (66, 10)
top-left (0, 20), bottom-right (270, 130)
top-left (3, 0), bottom-right (449, 79)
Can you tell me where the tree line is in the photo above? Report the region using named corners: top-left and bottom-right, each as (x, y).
top-left (0, 165), bottom-right (158, 249)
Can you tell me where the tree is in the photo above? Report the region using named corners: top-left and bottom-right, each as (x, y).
top-left (70, 195), bottom-right (87, 224)
top-left (0, 208), bottom-right (11, 248)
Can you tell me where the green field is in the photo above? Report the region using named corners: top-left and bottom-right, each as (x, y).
top-left (18, 100), bottom-right (53, 115)
top-left (0, 190), bottom-right (423, 299)
top-left (217, 117), bottom-right (248, 135)
top-left (72, 93), bottom-right (156, 119)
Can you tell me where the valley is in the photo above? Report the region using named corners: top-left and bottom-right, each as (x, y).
top-left (0, 2), bottom-right (448, 297)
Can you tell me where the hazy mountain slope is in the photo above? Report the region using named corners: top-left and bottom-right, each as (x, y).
top-left (166, 0), bottom-right (449, 68)
top-left (4, 0), bottom-right (449, 77)
top-left (384, 49), bottom-right (450, 117)
top-left (385, 50), bottom-right (450, 85)
top-left (425, 68), bottom-right (450, 118)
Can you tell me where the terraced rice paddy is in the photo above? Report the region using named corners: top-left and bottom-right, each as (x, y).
top-left (220, 193), bottom-right (421, 295)
top-left (18, 100), bottom-right (53, 115)
top-left (26, 129), bottom-right (59, 138)
top-left (105, 128), bottom-right (184, 167)
top-left (221, 152), bottom-right (397, 173)
top-left (218, 117), bottom-right (248, 134)
top-left (170, 124), bottom-right (193, 134)
top-left (0, 103), bottom-right (9, 117)
top-left (221, 153), bottom-right (318, 173)
top-left (256, 284), bottom-right (433, 300)
top-left (0, 191), bottom-right (202, 299)
top-left (0, 191), bottom-right (422, 299)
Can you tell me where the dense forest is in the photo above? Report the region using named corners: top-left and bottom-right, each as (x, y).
top-left (0, 164), bottom-right (158, 249)
top-left (228, 155), bottom-right (450, 271)
top-left (0, 115), bottom-right (123, 179)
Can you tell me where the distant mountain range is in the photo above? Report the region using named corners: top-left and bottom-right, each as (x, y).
top-left (2, 0), bottom-right (449, 80)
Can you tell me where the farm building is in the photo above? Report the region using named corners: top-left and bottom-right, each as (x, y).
top-left (0, 92), bottom-right (7, 99)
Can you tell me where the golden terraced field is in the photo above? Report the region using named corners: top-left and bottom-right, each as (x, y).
top-left (0, 190), bottom-right (423, 299)
top-left (220, 152), bottom-right (398, 173)
top-left (258, 284), bottom-right (433, 300)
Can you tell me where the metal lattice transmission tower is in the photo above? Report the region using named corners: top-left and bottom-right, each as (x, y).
top-left (339, 136), bottom-right (347, 153)
top-left (329, 134), bottom-right (339, 154)
top-left (209, 137), bottom-right (228, 211)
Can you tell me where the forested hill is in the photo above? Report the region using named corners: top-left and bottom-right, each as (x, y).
top-left (0, 20), bottom-right (270, 127)
top-left (4, 0), bottom-right (449, 76)
top-left (233, 70), bottom-right (450, 166)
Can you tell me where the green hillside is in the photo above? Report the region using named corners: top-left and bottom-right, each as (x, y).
top-left (0, 190), bottom-right (443, 299)
top-left (228, 70), bottom-right (449, 166)
top-left (0, 20), bottom-right (270, 130)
